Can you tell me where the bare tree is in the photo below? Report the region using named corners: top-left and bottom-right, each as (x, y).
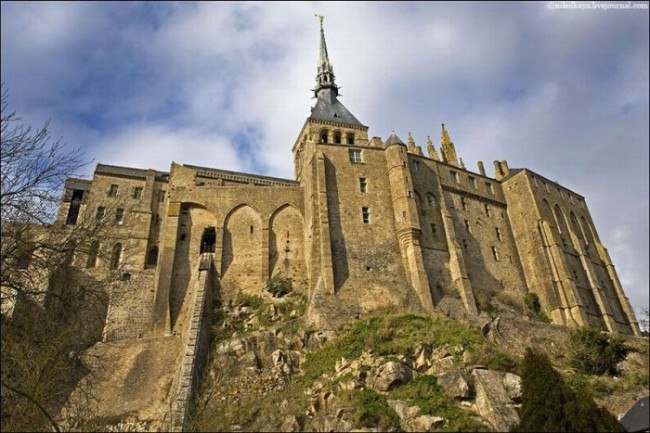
top-left (0, 85), bottom-right (125, 432)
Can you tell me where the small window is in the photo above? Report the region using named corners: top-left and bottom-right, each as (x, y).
top-left (96, 206), bottom-right (106, 222)
top-left (346, 134), bottom-right (354, 145)
top-left (87, 241), bottom-right (99, 268)
top-left (200, 228), bottom-right (216, 253)
top-left (491, 246), bottom-right (499, 261)
top-left (132, 187), bottom-right (143, 200)
top-left (485, 182), bottom-right (494, 194)
top-left (359, 177), bottom-right (368, 193)
top-left (108, 184), bottom-right (119, 197)
top-left (495, 227), bottom-right (502, 241)
top-left (484, 204), bottom-right (491, 217)
top-left (469, 176), bottom-right (477, 189)
top-left (333, 131), bottom-right (342, 144)
top-left (427, 194), bottom-right (435, 207)
top-left (110, 243), bottom-right (122, 270)
top-left (450, 171), bottom-right (459, 183)
top-left (362, 207), bottom-right (370, 224)
top-left (115, 208), bottom-right (125, 225)
top-left (464, 219), bottom-right (471, 233)
top-left (320, 130), bottom-right (329, 143)
top-left (147, 246), bottom-right (159, 267)
top-left (412, 160), bottom-right (421, 172)
top-left (158, 190), bottom-right (166, 203)
top-left (461, 197), bottom-right (468, 211)
top-left (349, 149), bottom-right (363, 163)
top-left (431, 223), bottom-right (437, 238)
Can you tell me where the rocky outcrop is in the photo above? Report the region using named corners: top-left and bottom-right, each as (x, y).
top-left (472, 368), bottom-right (520, 431)
top-left (367, 361), bottom-right (413, 392)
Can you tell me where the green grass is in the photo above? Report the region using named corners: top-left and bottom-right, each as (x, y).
top-left (341, 388), bottom-right (400, 430)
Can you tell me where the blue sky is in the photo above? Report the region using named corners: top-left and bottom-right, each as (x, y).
top-left (2, 1), bottom-right (648, 318)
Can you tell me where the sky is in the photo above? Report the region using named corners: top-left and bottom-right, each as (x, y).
top-left (1, 1), bottom-right (648, 319)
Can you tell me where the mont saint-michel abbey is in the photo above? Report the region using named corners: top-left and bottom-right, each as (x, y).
top-left (54, 20), bottom-right (640, 344)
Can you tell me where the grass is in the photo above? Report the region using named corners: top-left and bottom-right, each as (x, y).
top-left (341, 388), bottom-right (400, 430)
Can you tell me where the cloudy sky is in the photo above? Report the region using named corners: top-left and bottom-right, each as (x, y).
top-left (2, 1), bottom-right (648, 317)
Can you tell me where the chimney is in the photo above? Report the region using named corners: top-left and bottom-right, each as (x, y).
top-left (501, 160), bottom-right (510, 176)
top-left (477, 161), bottom-right (486, 176)
top-left (493, 160), bottom-right (505, 180)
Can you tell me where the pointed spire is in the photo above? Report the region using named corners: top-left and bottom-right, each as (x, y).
top-left (426, 135), bottom-right (440, 161)
top-left (460, 158), bottom-right (466, 169)
top-left (407, 132), bottom-right (417, 153)
top-left (314, 15), bottom-right (338, 97)
top-left (440, 123), bottom-right (459, 166)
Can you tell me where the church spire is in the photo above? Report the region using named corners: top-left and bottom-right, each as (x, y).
top-left (314, 15), bottom-right (338, 97)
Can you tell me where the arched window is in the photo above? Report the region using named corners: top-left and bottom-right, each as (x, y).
top-left (569, 212), bottom-right (583, 240)
top-left (200, 227), bottom-right (216, 253)
top-left (87, 241), bottom-right (99, 268)
top-left (147, 246), bottom-right (159, 267)
top-left (426, 193), bottom-right (435, 207)
top-left (319, 130), bottom-right (329, 143)
top-left (346, 134), bottom-right (355, 145)
top-left (110, 243), bottom-right (122, 270)
top-left (333, 131), bottom-right (342, 144)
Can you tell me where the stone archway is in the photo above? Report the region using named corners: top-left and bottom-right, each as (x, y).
top-left (221, 205), bottom-right (263, 294)
top-left (269, 205), bottom-right (306, 289)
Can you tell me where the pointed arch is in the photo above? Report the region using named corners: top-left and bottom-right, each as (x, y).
top-left (221, 204), bottom-right (263, 293)
top-left (569, 212), bottom-right (583, 241)
top-left (269, 204), bottom-right (306, 287)
top-left (580, 216), bottom-right (596, 245)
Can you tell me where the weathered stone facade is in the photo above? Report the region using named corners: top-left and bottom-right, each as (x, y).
top-left (53, 20), bottom-right (640, 344)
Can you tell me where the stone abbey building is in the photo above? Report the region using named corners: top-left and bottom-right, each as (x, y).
top-left (55, 19), bottom-right (640, 343)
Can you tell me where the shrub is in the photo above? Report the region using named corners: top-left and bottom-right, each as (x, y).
top-left (264, 274), bottom-right (293, 297)
top-left (569, 328), bottom-right (629, 376)
top-left (515, 348), bottom-right (623, 432)
top-left (524, 293), bottom-right (541, 315)
top-left (344, 389), bottom-right (400, 429)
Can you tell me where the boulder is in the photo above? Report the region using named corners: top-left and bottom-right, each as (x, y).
top-left (368, 361), bottom-right (413, 392)
top-left (387, 399), bottom-right (420, 421)
top-left (436, 369), bottom-right (470, 399)
top-left (503, 372), bottom-right (522, 402)
top-left (472, 369), bottom-right (519, 431)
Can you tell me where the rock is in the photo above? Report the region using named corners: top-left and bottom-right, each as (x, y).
top-left (409, 415), bottom-right (445, 431)
top-left (427, 355), bottom-right (455, 375)
top-left (437, 369), bottom-right (470, 399)
top-left (472, 369), bottom-right (519, 431)
top-left (271, 349), bottom-right (287, 366)
top-left (503, 372), bottom-right (522, 402)
top-left (368, 361), bottom-right (413, 392)
top-left (462, 351), bottom-right (472, 365)
top-left (432, 345), bottom-right (452, 360)
top-left (338, 380), bottom-right (360, 391)
top-left (388, 399), bottom-right (420, 420)
top-left (413, 345), bottom-right (432, 371)
top-left (216, 338), bottom-right (251, 357)
top-left (336, 357), bottom-right (351, 373)
top-left (280, 415), bottom-right (302, 432)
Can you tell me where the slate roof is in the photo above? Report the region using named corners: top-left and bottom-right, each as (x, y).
top-left (309, 88), bottom-right (364, 128)
top-left (385, 132), bottom-right (406, 147)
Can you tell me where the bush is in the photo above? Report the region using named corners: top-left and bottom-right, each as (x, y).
top-left (524, 293), bottom-right (541, 315)
top-left (515, 348), bottom-right (623, 432)
top-left (344, 389), bottom-right (399, 429)
top-left (264, 274), bottom-right (292, 297)
top-left (569, 328), bottom-right (629, 376)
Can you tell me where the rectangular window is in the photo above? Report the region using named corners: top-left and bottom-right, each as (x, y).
top-left (484, 203), bottom-right (491, 217)
top-left (485, 182), bottom-right (494, 194)
top-left (359, 177), bottom-right (368, 193)
top-left (412, 160), bottom-right (421, 171)
top-left (464, 219), bottom-right (471, 233)
top-left (450, 170), bottom-right (459, 183)
top-left (108, 184), bottom-right (119, 197)
top-left (132, 186), bottom-right (143, 199)
top-left (495, 227), bottom-right (502, 241)
top-left (491, 246), bottom-right (499, 261)
top-left (431, 223), bottom-right (437, 238)
top-left (349, 149), bottom-right (363, 163)
top-left (115, 208), bottom-right (124, 225)
top-left (469, 176), bottom-right (477, 189)
top-left (158, 190), bottom-right (166, 203)
top-left (461, 197), bottom-right (468, 211)
top-left (362, 206), bottom-right (370, 224)
top-left (96, 206), bottom-right (105, 221)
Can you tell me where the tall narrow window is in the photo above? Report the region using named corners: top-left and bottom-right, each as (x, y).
top-left (132, 187), bottom-right (143, 199)
top-left (485, 182), bottom-right (494, 194)
top-left (110, 243), bottom-right (122, 270)
top-left (461, 197), bottom-right (468, 211)
top-left (464, 219), bottom-right (471, 233)
top-left (87, 241), bottom-right (99, 268)
top-left (431, 223), bottom-right (437, 238)
top-left (450, 171), bottom-right (459, 183)
top-left (333, 131), bottom-right (342, 144)
top-left (158, 190), bottom-right (166, 203)
top-left (359, 177), bottom-right (368, 193)
top-left (108, 184), bottom-right (119, 197)
top-left (349, 149), bottom-right (363, 163)
top-left (96, 206), bottom-right (106, 222)
top-left (484, 204), bottom-right (491, 217)
top-left (491, 246), bottom-right (499, 261)
top-left (427, 194), bottom-right (435, 207)
top-left (495, 227), bottom-right (502, 241)
top-left (320, 130), bottom-right (329, 143)
top-left (66, 189), bottom-right (84, 225)
top-left (115, 208), bottom-right (124, 225)
top-left (362, 207), bottom-right (370, 224)
top-left (469, 176), bottom-right (477, 189)
top-left (147, 246), bottom-right (159, 267)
